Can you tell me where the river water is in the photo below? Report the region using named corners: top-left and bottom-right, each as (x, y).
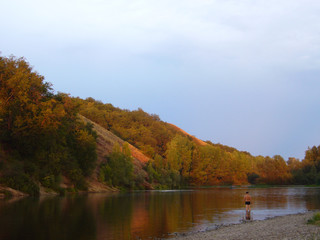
top-left (0, 187), bottom-right (319, 240)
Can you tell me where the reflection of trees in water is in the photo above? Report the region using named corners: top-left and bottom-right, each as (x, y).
top-left (106, 189), bottom-right (252, 238)
top-left (90, 188), bottom-right (320, 239)
top-left (0, 196), bottom-right (97, 240)
top-left (305, 188), bottom-right (320, 210)
top-left (87, 192), bottom-right (193, 239)
top-left (252, 188), bottom-right (320, 210)
top-left (253, 188), bottom-right (290, 209)
top-left (86, 193), bottom-right (134, 240)
top-left (0, 188), bottom-right (319, 240)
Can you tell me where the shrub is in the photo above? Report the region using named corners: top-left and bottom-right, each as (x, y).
top-left (247, 172), bottom-right (260, 184)
top-left (307, 212), bottom-right (320, 225)
top-left (40, 175), bottom-right (57, 189)
top-left (68, 169), bottom-right (88, 191)
top-left (1, 173), bottom-right (39, 196)
top-left (100, 143), bottom-right (134, 189)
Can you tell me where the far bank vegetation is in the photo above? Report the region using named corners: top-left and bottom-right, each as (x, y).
top-left (1, 55), bottom-right (320, 195)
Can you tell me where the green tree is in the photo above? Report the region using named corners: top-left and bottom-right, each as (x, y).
top-left (100, 143), bottom-right (134, 188)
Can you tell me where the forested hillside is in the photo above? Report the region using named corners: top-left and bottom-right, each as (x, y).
top-left (75, 96), bottom-right (293, 187)
top-left (0, 56), bottom-right (97, 195)
top-left (1, 55), bottom-right (320, 195)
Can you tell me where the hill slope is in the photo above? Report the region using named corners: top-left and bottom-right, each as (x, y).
top-left (80, 115), bottom-right (152, 191)
top-left (167, 123), bottom-right (207, 146)
top-left (2, 55), bottom-right (311, 194)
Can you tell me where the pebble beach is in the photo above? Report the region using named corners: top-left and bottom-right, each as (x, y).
top-left (172, 211), bottom-right (320, 240)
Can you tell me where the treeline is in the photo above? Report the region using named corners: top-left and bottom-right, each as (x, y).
top-left (1, 55), bottom-right (319, 195)
top-left (75, 97), bottom-right (184, 158)
top-left (0, 56), bottom-right (97, 195)
top-left (146, 136), bottom-right (320, 188)
top-left (74, 97), bottom-right (293, 187)
top-left (76, 92), bottom-right (320, 188)
top-left (289, 146), bottom-right (320, 185)
top-left (146, 136), bottom-right (292, 188)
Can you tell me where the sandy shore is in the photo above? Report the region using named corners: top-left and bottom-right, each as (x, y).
top-left (172, 211), bottom-right (320, 240)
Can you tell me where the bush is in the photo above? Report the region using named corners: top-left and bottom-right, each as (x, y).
top-left (40, 174), bottom-right (62, 191)
top-left (1, 173), bottom-right (39, 196)
top-left (247, 172), bottom-right (260, 184)
top-left (68, 169), bottom-right (88, 191)
top-left (307, 212), bottom-right (320, 225)
top-left (100, 143), bottom-right (134, 189)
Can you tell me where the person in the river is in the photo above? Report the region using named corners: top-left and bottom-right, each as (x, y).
top-left (244, 191), bottom-right (252, 212)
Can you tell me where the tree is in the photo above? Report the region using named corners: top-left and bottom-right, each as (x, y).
top-left (0, 55), bottom-right (97, 193)
top-left (100, 143), bottom-right (134, 188)
top-left (191, 145), bottom-right (225, 185)
top-left (256, 155), bottom-right (290, 184)
top-left (304, 146), bottom-right (320, 171)
top-left (165, 135), bottom-right (194, 181)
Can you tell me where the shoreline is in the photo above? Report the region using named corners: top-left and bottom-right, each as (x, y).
top-left (171, 211), bottom-right (320, 240)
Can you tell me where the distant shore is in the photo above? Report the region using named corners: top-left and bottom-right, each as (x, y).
top-left (0, 186), bottom-right (28, 199)
top-left (172, 211), bottom-right (320, 240)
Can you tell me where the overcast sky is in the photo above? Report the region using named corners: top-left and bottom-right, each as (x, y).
top-left (1, 0), bottom-right (320, 159)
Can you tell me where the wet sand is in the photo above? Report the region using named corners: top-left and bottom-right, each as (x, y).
top-left (172, 211), bottom-right (320, 240)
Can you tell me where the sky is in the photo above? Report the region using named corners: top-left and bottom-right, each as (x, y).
top-left (1, 0), bottom-right (320, 159)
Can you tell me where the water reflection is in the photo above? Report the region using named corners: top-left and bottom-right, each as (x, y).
top-left (0, 187), bottom-right (319, 240)
top-left (0, 196), bottom-right (97, 240)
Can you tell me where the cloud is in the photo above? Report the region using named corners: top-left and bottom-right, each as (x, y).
top-left (1, 0), bottom-right (320, 159)
top-left (3, 0), bottom-right (320, 70)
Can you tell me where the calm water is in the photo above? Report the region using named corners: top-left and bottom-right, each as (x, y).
top-left (0, 187), bottom-right (319, 240)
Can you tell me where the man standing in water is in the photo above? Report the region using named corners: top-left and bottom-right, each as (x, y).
top-left (244, 191), bottom-right (252, 212)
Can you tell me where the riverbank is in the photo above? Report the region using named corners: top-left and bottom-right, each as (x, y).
top-left (0, 186), bottom-right (28, 198)
top-left (172, 211), bottom-right (320, 240)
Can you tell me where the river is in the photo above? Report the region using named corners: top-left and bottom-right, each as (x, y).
top-left (0, 187), bottom-right (319, 240)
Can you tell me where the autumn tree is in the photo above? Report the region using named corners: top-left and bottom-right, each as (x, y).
top-left (256, 155), bottom-right (291, 184)
top-left (0, 56), bottom-right (97, 194)
top-left (165, 135), bottom-right (194, 181)
top-left (292, 146), bottom-right (320, 185)
top-left (76, 97), bottom-right (182, 158)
